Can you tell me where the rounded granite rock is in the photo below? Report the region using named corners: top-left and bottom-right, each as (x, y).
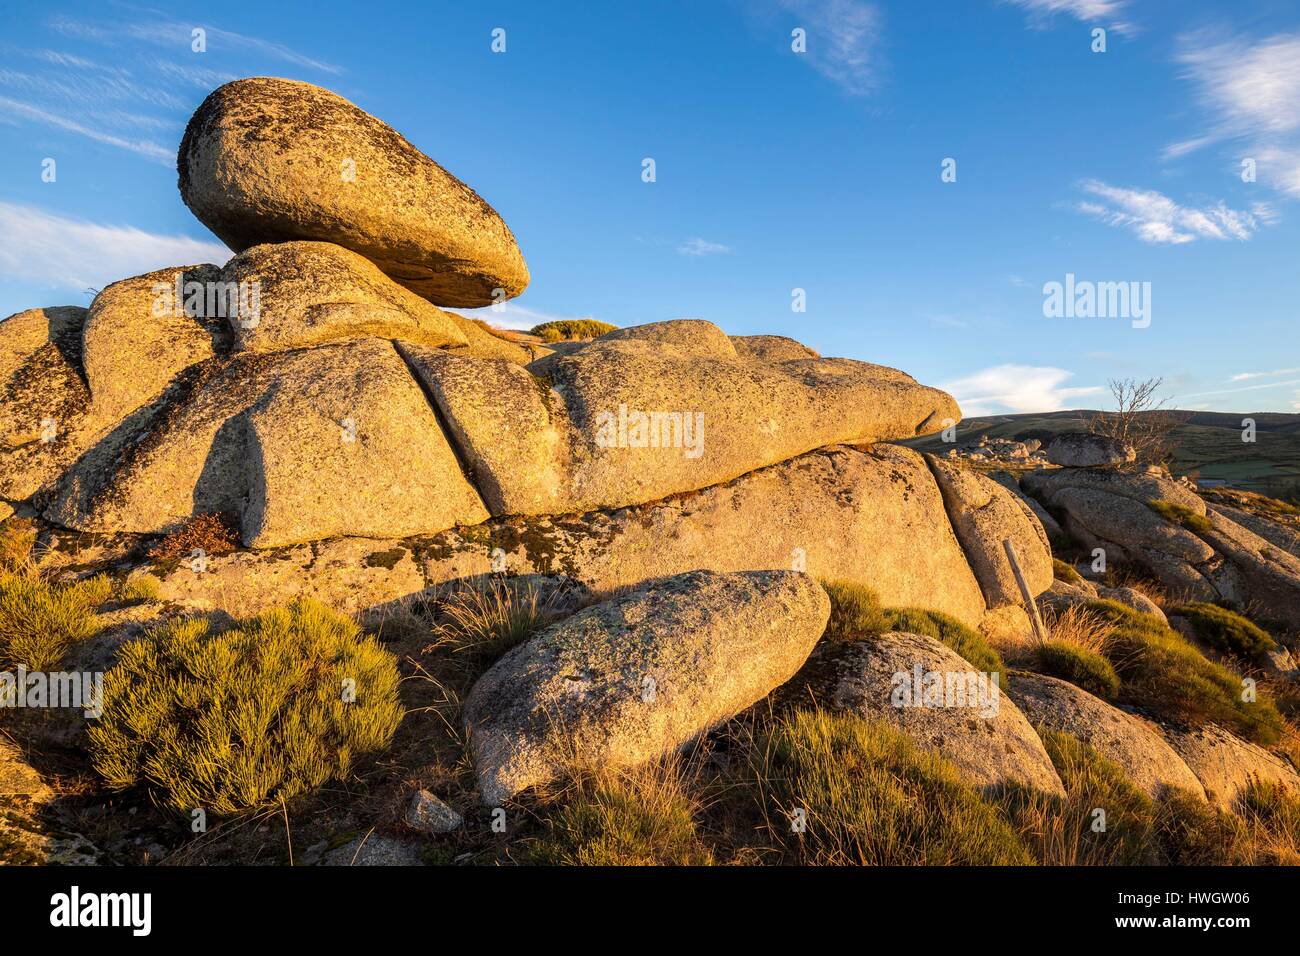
top-left (178, 77), bottom-right (529, 307)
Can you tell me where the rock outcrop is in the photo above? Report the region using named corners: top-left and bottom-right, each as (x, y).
top-left (1024, 466), bottom-right (1300, 634)
top-left (462, 570), bottom-right (830, 804)
top-left (1160, 723), bottom-right (1300, 811)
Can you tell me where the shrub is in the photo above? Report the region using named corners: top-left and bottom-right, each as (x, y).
top-left (1173, 602), bottom-right (1277, 663)
top-left (0, 569), bottom-right (108, 670)
top-left (820, 581), bottom-right (1005, 685)
top-left (0, 517), bottom-right (37, 570)
top-left (147, 512), bottom-right (239, 564)
top-left (533, 761), bottom-right (713, 866)
top-left (1052, 559), bottom-right (1083, 585)
top-left (755, 709), bottom-right (1034, 865)
top-left (430, 578), bottom-right (561, 667)
top-left (530, 319), bottom-right (618, 342)
top-left (1035, 640), bottom-right (1120, 699)
top-left (1147, 500), bottom-right (1213, 537)
top-left (89, 599), bottom-right (403, 815)
top-left (1085, 600), bottom-right (1284, 745)
top-left (118, 573), bottom-right (162, 604)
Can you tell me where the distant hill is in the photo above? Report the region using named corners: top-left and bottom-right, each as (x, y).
top-left (903, 409), bottom-right (1300, 498)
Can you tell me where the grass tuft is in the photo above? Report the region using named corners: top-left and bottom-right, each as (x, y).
top-left (820, 581), bottom-right (1005, 685)
top-left (1052, 559), bottom-right (1084, 585)
top-left (428, 578), bottom-right (561, 668)
top-left (753, 708), bottom-right (1034, 865)
top-left (1035, 640), bottom-right (1120, 699)
top-left (1173, 602), bottom-right (1277, 663)
top-left (1148, 500), bottom-right (1214, 536)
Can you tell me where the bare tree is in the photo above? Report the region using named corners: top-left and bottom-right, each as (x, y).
top-left (1089, 377), bottom-right (1186, 465)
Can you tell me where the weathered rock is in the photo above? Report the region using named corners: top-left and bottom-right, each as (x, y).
top-left (1006, 671), bottom-right (1204, 799)
top-left (46, 340), bottom-right (489, 547)
top-left (730, 334), bottom-right (820, 363)
top-left (445, 311), bottom-right (534, 364)
top-left (149, 444), bottom-right (989, 626)
top-left (178, 77), bottom-right (529, 307)
top-left (0, 306), bottom-right (92, 500)
top-left (219, 241), bottom-right (466, 352)
top-left (1098, 585), bottom-right (1166, 622)
top-left (1161, 724), bottom-right (1300, 811)
top-left (805, 632), bottom-right (1065, 796)
top-left (926, 457), bottom-right (1053, 608)
top-left (1045, 432), bottom-right (1135, 467)
top-left (81, 264), bottom-right (228, 419)
top-left (322, 833), bottom-right (424, 866)
top-left (986, 470), bottom-right (1064, 539)
top-left (404, 790), bottom-right (463, 834)
top-left (596, 319), bottom-right (738, 360)
top-left (463, 570), bottom-right (829, 804)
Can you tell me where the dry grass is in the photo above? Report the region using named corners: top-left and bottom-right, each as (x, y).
top-left (426, 578), bottom-right (563, 668)
top-left (1042, 603), bottom-right (1114, 655)
top-left (0, 517), bottom-right (38, 571)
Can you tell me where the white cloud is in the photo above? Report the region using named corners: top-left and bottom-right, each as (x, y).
top-left (458, 302), bottom-right (600, 333)
top-left (677, 237), bottom-right (731, 256)
top-left (1167, 31), bottom-right (1300, 199)
top-left (776, 0), bottom-right (882, 96)
top-left (1005, 0), bottom-right (1132, 33)
top-left (1178, 378), bottom-right (1300, 399)
top-left (941, 364), bottom-right (1103, 417)
top-left (1230, 366), bottom-right (1300, 382)
top-left (0, 95), bottom-right (175, 163)
top-left (0, 201), bottom-right (231, 293)
top-left (1072, 179), bottom-right (1272, 244)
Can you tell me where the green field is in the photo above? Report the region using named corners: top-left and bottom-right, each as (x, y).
top-left (904, 410), bottom-right (1300, 499)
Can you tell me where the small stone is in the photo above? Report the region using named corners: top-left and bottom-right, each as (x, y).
top-left (405, 790), bottom-right (463, 834)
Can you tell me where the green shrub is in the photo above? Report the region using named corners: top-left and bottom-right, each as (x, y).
top-left (756, 709), bottom-right (1034, 865)
top-left (1173, 602), bottom-right (1277, 662)
top-left (89, 598), bottom-right (403, 815)
top-left (0, 569), bottom-right (108, 670)
top-left (1147, 500), bottom-right (1214, 536)
top-left (534, 764), bottom-right (713, 866)
top-left (1035, 640), bottom-right (1120, 699)
top-left (1039, 729), bottom-right (1154, 865)
top-left (530, 319), bottom-right (618, 342)
top-left (821, 581), bottom-right (1005, 685)
top-left (1052, 559), bottom-right (1083, 585)
top-left (1085, 600), bottom-right (1284, 745)
top-left (118, 573), bottom-right (162, 604)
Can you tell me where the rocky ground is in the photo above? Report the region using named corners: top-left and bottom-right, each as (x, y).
top-left (3, 76), bottom-right (1299, 867)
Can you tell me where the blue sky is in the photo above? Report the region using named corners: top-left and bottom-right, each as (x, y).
top-left (1, 0), bottom-right (1298, 414)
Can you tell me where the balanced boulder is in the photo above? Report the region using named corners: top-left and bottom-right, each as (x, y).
top-left (462, 570), bottom-right (829, 804)
top-left (178, 77), bottom-right (529, 307)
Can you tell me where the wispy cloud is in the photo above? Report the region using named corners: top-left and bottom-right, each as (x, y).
top-left (1178, 379), bottom-right (1300, 400)
top-left (1005, 0), bottom-right (1133, 33)
top-left (0, 201), bottom-right (231, 293)
top-left (1071, 178), bottom-right (1273, 244)
top-left (941, 364), bottom-right (1103, 417)
top-left (459, 302), bottom-right (601, 333)
top-left (775, 0), bottom-right (883, 97)
top-left (677, 237), bottom-right (731, 256)
top-left (1229, 367), bottom-right (1300, 382)
top-left (0, 95), bottom-right (174, 163)
top-left (48, 14), bottom-right (342, 75)
top-left (1166, 30), bottom-right (1300, 199)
